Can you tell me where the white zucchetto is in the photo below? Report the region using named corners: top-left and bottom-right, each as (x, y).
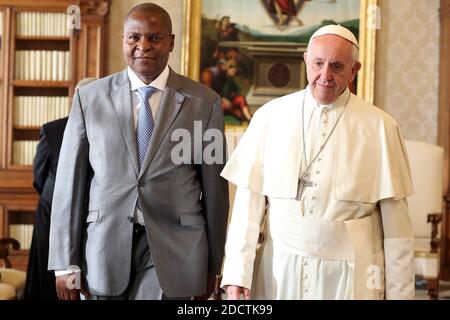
top-left (309, 25), bottom-right (359, 48)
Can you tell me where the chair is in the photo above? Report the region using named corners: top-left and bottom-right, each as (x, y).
top-left (0, 238), bottom-right (27, 300)
top-left (405, 140), bottom-right (444, 299)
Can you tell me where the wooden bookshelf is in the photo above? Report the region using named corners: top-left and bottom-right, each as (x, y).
top-left (16, 36), bottom-right (70, 41)
top-left (0, 0), bottom-right (109, 271)
top-left (13, 125), bottom-right (41, 130)
top-left (1, 7), bottom-right (6, 174)
top-left (12, 80), bottom-right (71, 87)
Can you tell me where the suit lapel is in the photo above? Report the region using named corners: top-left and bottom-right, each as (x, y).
top-left (139, 69), bottom-right (185, 178)
top-left (110, 71), bottom-right (139, 176)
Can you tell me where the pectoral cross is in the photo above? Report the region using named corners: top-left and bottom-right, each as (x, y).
top-left (296, 172), bottom-right (314, 201)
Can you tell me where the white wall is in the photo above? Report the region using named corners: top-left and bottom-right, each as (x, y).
top-left (375, 0), bottom-right (440, 143)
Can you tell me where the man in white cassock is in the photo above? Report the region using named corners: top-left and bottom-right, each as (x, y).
top-left (220, 25), bottom-right (415, 300)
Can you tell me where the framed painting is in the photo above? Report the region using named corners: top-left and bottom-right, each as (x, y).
top-left (181, 0), bottom-right (377, 127)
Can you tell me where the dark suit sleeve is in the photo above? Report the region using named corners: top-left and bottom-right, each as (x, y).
top-left (33, 127), bottom-right (51, 195)
top-left (200, 95), bottom-right (230, 276)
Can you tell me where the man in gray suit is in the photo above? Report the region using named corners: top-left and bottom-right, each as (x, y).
top-left (48, 3), bottom-right (229, 300)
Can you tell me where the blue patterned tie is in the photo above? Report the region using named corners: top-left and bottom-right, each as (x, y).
top-left (136, 86), bottom-right (156, 210)
top-left (136, 86), bottom-right (156, 170)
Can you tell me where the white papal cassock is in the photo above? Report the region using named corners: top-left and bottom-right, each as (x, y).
top-left (220, 86), bottom-right (415, 300)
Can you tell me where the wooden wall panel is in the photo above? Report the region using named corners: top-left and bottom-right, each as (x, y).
top-left (438, 0), bottom-right (450, 279)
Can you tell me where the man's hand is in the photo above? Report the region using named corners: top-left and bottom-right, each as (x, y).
top-left (55, 273), bottom-right (89, 300)
top-left (191, 274), bottom-right (216, 300)
top-left (226, 285), bottom-right (251, 300)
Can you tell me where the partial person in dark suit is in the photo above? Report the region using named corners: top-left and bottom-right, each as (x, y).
top-left (24, 78), bottom-right (96, 300)
top-left (23, 117), bottom-right (67, 300)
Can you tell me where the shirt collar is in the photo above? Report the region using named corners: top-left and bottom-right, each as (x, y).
top-left (306, 85), bottom-right (350, 110)
top-left (127, 65), bottom-right (169, 92)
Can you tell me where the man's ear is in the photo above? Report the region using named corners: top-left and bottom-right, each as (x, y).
top-left (170, 34), bottom-right (175, 52)
top-left (350, 61), bottom-right (362, 82)
top-left (303, 52), bottom-right (308, 63)
top-left (353, 61), bottom-right (362, 73)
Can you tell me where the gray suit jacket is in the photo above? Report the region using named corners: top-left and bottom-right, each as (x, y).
top-left (48, 68), bottom-right (229, 297)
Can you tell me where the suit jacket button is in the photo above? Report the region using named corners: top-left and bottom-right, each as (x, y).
top-left (127, 216), bottom-right (134, 223)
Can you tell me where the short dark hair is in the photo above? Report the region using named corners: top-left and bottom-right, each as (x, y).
top-left (124, 3), bottom-right (173, 34)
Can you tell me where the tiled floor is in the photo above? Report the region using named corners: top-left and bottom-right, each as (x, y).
top-left (415, 279), bottom-right (450, 300)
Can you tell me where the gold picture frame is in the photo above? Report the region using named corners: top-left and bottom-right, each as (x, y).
top-left (181, 0), bottom-right (377, 109)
